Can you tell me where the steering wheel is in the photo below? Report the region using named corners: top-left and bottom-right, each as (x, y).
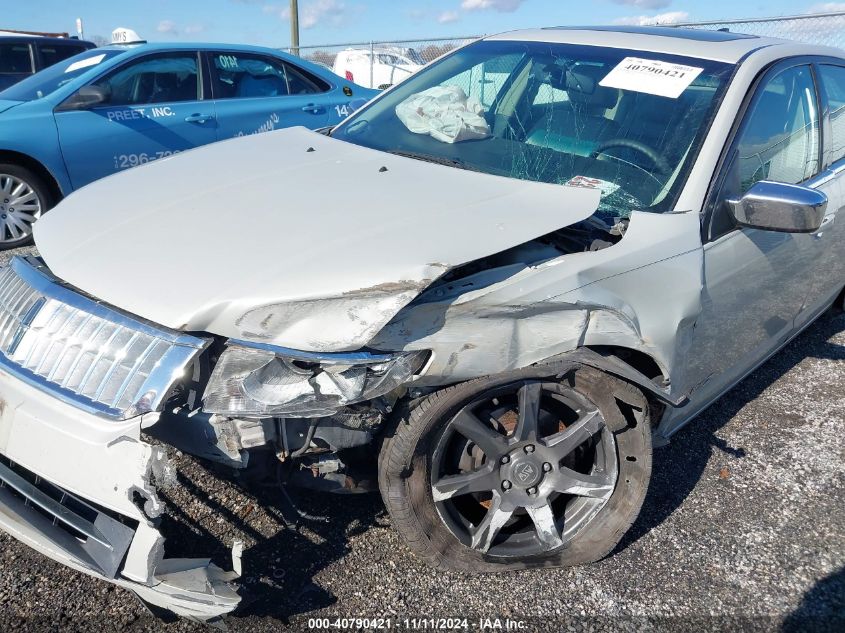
top-left (590, 138), bottom-right (671, 175)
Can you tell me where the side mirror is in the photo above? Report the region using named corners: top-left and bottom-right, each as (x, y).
top-left (57, 85), bottom-right (110, 111)
top-left (727, 180), bottom-right (827, 233)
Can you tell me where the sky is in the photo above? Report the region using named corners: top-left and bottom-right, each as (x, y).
top-left (2, 0), bottom-right (842, 48)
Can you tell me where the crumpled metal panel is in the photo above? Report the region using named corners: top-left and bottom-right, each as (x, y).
top-left (373, 210), bottom-right (704, 403)
top-left (34, 127), bottom-right (601, 352)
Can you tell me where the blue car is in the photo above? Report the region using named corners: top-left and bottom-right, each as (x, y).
top-left (0, 41), bottom-right (377, 248)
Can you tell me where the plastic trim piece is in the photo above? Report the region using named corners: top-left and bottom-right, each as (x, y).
top-left (0, 457), bottom-right (134, 578)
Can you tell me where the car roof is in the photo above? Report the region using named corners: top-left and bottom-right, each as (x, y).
top-left (484, 25), bottom-right (843, 63)
top-left (97, 41), bottom-right (296, 57)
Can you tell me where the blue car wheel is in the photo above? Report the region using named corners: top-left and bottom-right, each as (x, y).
top-left (0, 164), bottom-right (51, 250)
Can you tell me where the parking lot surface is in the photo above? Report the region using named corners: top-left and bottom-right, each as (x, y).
top-left (0, 245), bottom-right (842, 632)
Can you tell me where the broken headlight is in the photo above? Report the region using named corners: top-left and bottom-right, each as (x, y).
top-left (202, 342), bottom-right (428, 418)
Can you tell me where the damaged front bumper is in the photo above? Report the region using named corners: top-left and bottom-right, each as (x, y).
top-left (0, 364), bottom-right (241, 622)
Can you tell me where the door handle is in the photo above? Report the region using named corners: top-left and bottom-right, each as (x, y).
top-left (301, 104), bottom-right (323, 114)
top-left (184, 113), bottom-right (215, 123)
top-left (814, 215), bottom-right (835, 238)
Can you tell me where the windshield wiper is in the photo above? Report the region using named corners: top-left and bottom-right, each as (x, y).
top-left (388, 150), bottom-right (481, 172)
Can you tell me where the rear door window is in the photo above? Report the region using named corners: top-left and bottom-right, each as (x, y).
top-left (284, 60), bottom-right (329, 94)
top-left (0, 43), bottom-right (33, 74)
top-left (211, 53), bottom-right (289, 99)
top-left (210, 52), bottom-right (329, 99)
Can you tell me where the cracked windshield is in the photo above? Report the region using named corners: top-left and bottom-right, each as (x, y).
top-left (333, 40), bottom-right (733, 221)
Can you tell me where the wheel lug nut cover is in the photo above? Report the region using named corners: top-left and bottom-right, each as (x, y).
top-left (543, 462), bottom-right (551, 472)
top-left (501, 455), bottom-right (509, 464)
top-left (524, 445), bottom-right (534, 453)
top-left (502, 480), bottom-right (512, 490)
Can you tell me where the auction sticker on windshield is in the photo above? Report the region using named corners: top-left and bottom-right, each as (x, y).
top-left (599, 57), bottom-right (703, 98)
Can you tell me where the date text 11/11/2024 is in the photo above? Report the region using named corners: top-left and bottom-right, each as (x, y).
top-left (306, 618), bottom-right (529, 630)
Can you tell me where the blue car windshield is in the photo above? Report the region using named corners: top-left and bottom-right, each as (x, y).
top-left (0, 49), bottom-right (127, 102)
top-left (332, 40), bottom-right (733, 217)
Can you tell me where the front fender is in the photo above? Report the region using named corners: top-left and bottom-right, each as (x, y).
top-left (0, 103), bottom-right (73, 196)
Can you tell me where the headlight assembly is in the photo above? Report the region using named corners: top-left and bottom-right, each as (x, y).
top-left (202, 341), bottom-right (428, 418)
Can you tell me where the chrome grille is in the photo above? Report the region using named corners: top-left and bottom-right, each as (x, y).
top-left (0, 257), bottom-right (208, 419)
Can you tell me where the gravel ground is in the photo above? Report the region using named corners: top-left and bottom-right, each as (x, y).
top-left (0, 245), bottom-right (843, 632)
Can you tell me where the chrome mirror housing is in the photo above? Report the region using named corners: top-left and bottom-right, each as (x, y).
top-left (728, 180), bottom-right (827, 233)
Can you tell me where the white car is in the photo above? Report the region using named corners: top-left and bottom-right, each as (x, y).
top-left (0, 25), bottom-right (843, 622)
top-left (332, 46), bottom-right (424, 89)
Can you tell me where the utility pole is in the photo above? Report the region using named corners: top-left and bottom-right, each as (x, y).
top-left (290, 0), bottom-right (300, 56)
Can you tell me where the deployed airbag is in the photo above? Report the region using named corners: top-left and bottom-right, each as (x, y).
top-left (395, 85), bottom-right (491, 143)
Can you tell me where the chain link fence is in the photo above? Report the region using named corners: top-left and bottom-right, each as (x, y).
top-left (285, 36), bottom-right (479, 89)
top-left (673, 11), bottom-right (845, 49)
top-left (285, 12), bottom-right (845, 88)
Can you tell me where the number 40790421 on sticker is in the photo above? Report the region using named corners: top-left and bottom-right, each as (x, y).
top-left (599, 56), bottom-right (704, 98)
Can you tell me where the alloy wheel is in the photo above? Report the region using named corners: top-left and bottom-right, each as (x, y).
top-left (0, 174), bottom-right (43, 244)
top-left (430, 380), bottom-right (618, 557)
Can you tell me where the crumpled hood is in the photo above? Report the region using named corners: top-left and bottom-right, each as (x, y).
top-left (35, 127), bottom-right (600, 352)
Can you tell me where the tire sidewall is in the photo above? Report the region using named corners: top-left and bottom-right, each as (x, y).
top-left (381, 364), bottom-right (652, 572)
